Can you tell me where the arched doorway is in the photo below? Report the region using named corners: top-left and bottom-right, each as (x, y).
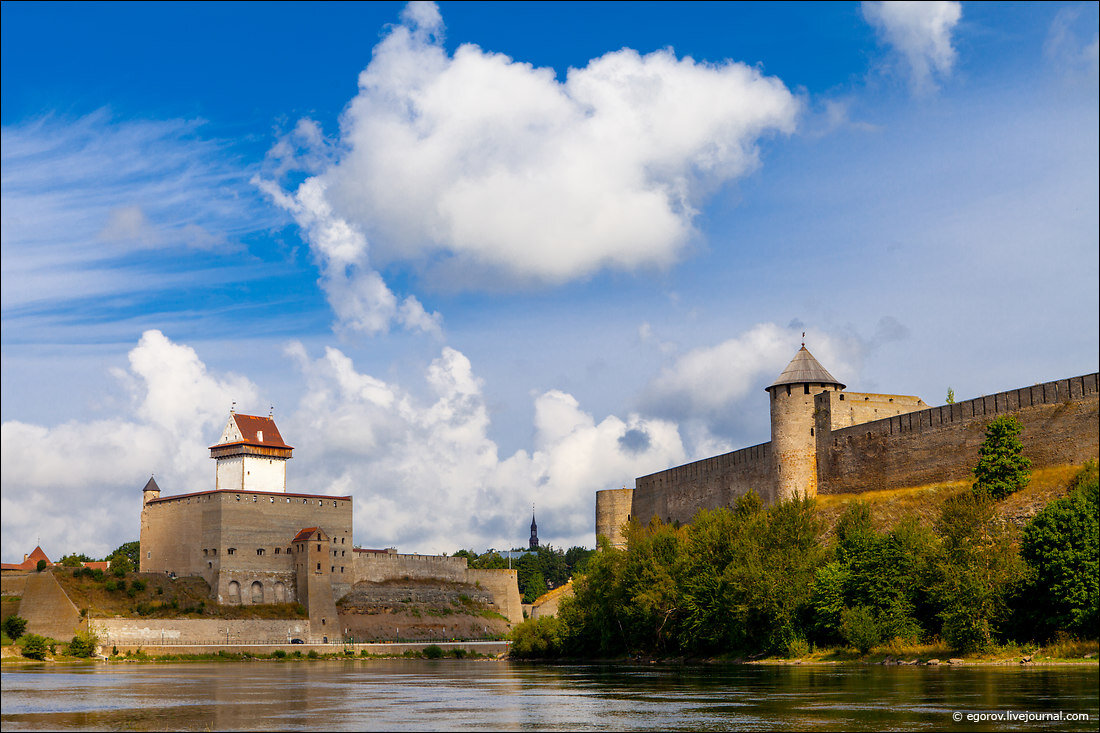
top-left (227, 580), bottom-right (241, 604)
top-left (273, 582), bottom-right (286, 603)
top-left (250, 580), bottom-right (264, 604)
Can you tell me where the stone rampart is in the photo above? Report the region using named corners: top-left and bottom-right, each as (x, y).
top-left (466, 568), bottom-right (524, 624)
top-left (816, 373), bottom-right (1099, 494)
top-left (632, 442), bottom-right (772, 526)
top-left (351, 552), bottom-right (468, 583)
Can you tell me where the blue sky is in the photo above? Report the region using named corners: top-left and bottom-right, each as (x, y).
top-left (2, 1), bottom-right (1097, 560)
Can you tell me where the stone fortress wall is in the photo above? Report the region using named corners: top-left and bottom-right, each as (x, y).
top-left (597, 348), bottom-right (1099, 542)
top-left (815, 373), bottom-right (1099, 495)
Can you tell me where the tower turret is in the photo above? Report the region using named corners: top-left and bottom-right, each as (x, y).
top-left (765, 344), bottom-right (845, 501)
top-left (210, 412), bottom-right (293, 492)
top-left (141, 476), bottom-right (161, 505)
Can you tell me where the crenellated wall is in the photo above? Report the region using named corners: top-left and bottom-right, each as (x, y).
top-left (349, 551), bottom-right (468, 584)
top-left (815, 373), bottom-right (1099, 495)
top-left (632, 442), bottom-right (773, 526)
top-left (610, 371), bottom-right (1099, 545)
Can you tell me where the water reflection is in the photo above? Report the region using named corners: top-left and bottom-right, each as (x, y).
top-left (2, 661), bottom-right (1097, 731)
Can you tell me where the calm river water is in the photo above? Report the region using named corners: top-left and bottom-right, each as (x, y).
top-left (2, 660), bottom-right (1097, 731)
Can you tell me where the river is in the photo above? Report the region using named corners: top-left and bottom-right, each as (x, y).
top-left (2, 660), bottom-right (1097, 731)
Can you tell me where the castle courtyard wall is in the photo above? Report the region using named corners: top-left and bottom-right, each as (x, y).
top-left (632, 442), bottom-right (774, 526)
top-left (815, 373), bottom-right (1099, 495)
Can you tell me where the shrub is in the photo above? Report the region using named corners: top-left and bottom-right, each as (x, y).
top-left (509, 617), bottom-right (566, 659)
top-left (68, 630), bottom-right (99, 658)
top-left (131, 579), bottom-right (147, 592)
top-left (36, 560), bottom-right (47, 572)
top-left (3, 615), bottom-right (28, 640)
top-left (307, 650), bottom-right (320, 659)
top-left (21, 633), bottom-right (49, 660)
top-left (786, 636), bottom-right (810, 659)
top-left (272, 649), bottom-right (286, 658)
top-left (841, 606), bottom-right (881, 655)
top-left (423, 644), bottom-right (444, 659)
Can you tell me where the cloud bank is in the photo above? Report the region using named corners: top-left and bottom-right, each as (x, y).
top-left (2, 330), bottom-right (687, 558)
top-left (260, 1), bottom-right (800, 334)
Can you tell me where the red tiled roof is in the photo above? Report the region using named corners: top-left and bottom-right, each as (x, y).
top-left (211, 413), bottom-right (292, 450)
top-left (81, 561), bottom-right (111, 571)
top-left (292, 527), bottom-right (320, 542)
top-left (1, 545), bottom-right (52, 571)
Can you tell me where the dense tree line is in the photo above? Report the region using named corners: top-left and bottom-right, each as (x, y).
top-left (512, 418), bottom-right (1097, 658)
top-left (454, 545), bottom-right (595, 602)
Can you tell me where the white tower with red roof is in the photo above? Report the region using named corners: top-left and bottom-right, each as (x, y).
top-left (210, 410), bottom-right (293, 492)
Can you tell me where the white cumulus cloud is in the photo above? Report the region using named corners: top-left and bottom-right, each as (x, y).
top-left (259, 1), bottom-right (799, 334)
top-left (862, 1), bottom-right (962, 94)
top-left (641, 323), bottom-right (860, 448)
top-left (1, 330), bottom-right (259, 559)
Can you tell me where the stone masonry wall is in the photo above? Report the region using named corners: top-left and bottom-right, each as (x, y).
top-left (92, 617), bottom-right (311, 646)
top-left (632, 442), bottom-right (773, 526)
top-left (816, 373), bottom-right (1099, 494)
top-left (350, 552), bottom-right (468, 583)
top-left (595, 487), bottom-right (635, 548)
top-left (466, 568), bottom-right (524, 624)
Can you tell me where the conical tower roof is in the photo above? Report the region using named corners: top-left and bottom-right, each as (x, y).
top-left (766, 346), bottom-right (845, 391)
top-left (142, 476), bottom-right (160, 493)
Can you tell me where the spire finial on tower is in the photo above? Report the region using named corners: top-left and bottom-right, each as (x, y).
top-left (230, 400), bottom-right (236, 414)
top-left (801, 331), bottom-right (806, 348)
top-left (269, 404), bottom-right (274, 418)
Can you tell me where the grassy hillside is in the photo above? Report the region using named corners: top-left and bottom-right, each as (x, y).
top-left (53, 570), bottom-right (306, 620)
top-left (815, 463), bottom-right (1083, 537)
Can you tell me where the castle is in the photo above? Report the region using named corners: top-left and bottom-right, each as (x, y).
top-left (596, 345), bottom-right (1099, 546)
top-left (139, 411), bottom-right (522, 638)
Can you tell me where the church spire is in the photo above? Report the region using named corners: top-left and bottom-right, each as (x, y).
top-left (529, 505), bottom-right (539, 550)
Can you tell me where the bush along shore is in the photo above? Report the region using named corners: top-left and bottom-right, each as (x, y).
top-left (1, 637), bottom-right (498, 664)
top-left (509, 428), bottom-right (1098, 664)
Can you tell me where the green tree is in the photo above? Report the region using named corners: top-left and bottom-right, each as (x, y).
top-left (3, 615), bottom-right (28, 639)
top-left (20, 633), bottom-right (49, 660)
top-left (972, 415), bottom-right (1031, 500)
top-left (107, 541), bottom-right (140, 567)
top-left (557, 537), bottom-right (630, 656)
top-left (946, 388), bottom-right (955, 404)
top-left (932, 492), bottom-right (1024, 652)
top-left (1019, 463), bottom-right (1099, 638)
top-left (59, 553), bottom-right (93, 568)
top-left (67, 630), bottom-right (99, 658)
top-left (509, 616), bottom-right (566, 658)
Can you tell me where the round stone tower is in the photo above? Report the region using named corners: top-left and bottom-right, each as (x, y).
top-left (766, 345), bottom-right (845, 501)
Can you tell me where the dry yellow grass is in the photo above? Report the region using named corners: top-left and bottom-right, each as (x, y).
top-left (814, 464), bottom-right (1085, 537)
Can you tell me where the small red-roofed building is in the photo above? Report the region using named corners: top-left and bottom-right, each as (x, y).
top-left (1, 545), bottom-right (53, 572)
